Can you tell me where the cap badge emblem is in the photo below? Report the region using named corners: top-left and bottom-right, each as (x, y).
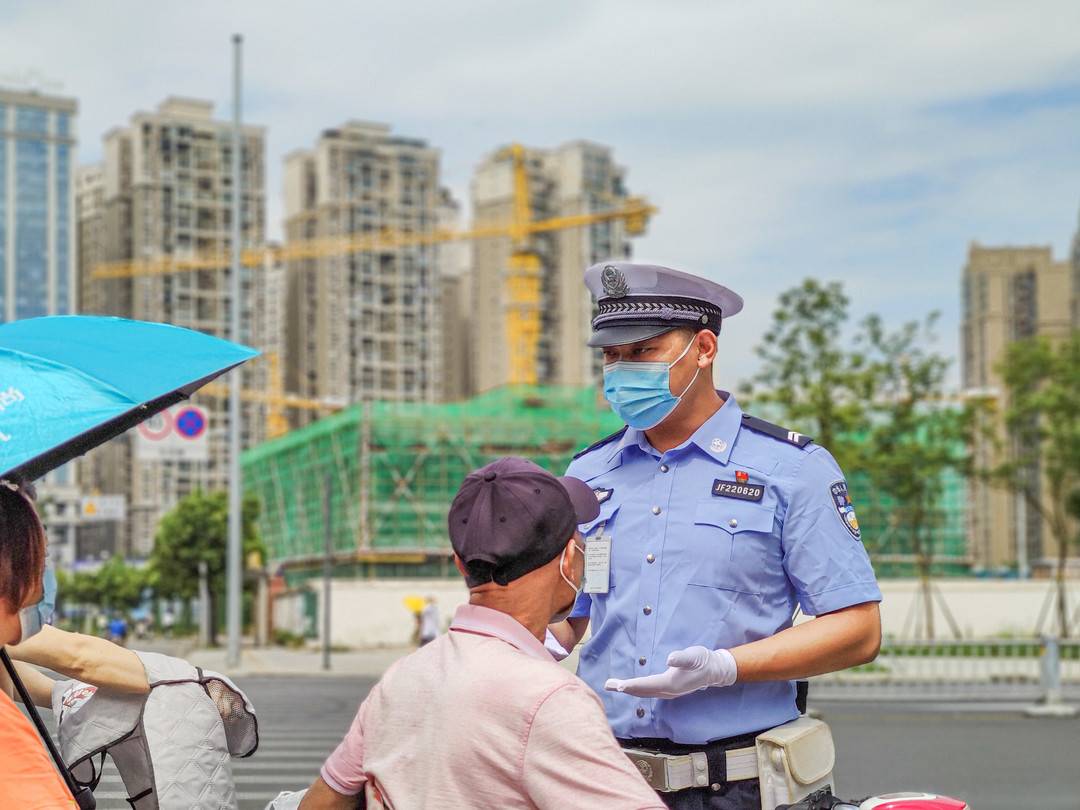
top-left (601, 264), bottom-right (630, 298)
top-left (710, 438), bottom-right (727, 453)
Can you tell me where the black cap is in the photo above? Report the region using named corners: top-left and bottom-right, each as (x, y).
top-left (448, 457), bottom-right (600, 587)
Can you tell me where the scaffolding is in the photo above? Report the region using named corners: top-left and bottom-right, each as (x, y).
top-left (849, 466), bottom-right (971, 578)
top-left (244, 389), bottom-right (973, 579)
top-left (242, 385), bottom-right (621, 572)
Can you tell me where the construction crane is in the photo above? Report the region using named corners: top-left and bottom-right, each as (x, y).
top-left (90, 143), bottom-right (657, 429)
top-left (199, 352), bottom-right (343, 440)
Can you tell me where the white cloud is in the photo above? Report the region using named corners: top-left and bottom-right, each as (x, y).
top-left (4, 0), bottom-right (1079, 387)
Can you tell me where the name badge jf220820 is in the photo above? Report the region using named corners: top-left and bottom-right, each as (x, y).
top-left (712, 479), bottom-right (764, 502)
top-left (830, 479), bottom-right (861, 540)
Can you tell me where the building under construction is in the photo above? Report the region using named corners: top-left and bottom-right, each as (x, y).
top-left (244, 385), bottom-right (972, 581)
top-left (242, 385), bottom-right (621, 578)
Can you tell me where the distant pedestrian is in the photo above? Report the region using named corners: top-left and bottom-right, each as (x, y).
top-left (162, 608), bottom-right (176, 638)
top-left (419, 596), bottom-right (440, 646)
top-left (108, 615), bottom-right (129, 646)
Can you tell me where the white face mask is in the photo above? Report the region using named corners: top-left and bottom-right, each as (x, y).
top-left (550, 539), bottom-right (585, 624)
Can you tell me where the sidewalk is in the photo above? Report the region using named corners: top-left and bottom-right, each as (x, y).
top-left (186, 644), bottom-right (412, 678)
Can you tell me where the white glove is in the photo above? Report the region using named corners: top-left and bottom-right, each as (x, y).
top-left (544, 628), bottom-right (571, 661)
top-left (604, 646), bottom-right (737, 699)
top-left (264, 789), bottom-right (306, 809)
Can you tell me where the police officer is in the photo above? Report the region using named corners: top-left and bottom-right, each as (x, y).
top-left (549, 262), bottom-right (882, 810)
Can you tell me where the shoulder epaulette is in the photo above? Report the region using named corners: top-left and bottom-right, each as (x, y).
top-left (740, 414), bottom-right (814, 448)
top-left (572, 426), bottom-right (628, 460)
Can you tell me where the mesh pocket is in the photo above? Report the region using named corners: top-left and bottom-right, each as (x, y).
top-left (204, 677), bottom-right (258, 757)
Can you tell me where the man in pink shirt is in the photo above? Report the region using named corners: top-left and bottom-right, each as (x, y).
top-left (299, 457), bottom-right (664, 810)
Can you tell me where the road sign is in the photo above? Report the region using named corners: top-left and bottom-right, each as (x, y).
top-left (135, 404), bottom-right (209, 462)
top-left (80, 495), bottom-right (126, 522)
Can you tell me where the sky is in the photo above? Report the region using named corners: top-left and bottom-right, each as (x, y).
top-left (5, 0), bottom-right (1080, 387)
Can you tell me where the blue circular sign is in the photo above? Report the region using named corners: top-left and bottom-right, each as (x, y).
top-left (175, 407), bottom-right (206, 439)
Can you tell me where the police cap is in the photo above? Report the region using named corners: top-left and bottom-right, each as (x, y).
top-left (585, 261), bottom-right (743, 348)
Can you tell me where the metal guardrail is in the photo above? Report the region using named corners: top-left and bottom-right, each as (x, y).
top-left (810, 637), bottom-right (1080, 707)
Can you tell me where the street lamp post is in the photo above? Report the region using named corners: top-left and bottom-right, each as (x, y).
top-left (225, 33), bottom-right (244, 669)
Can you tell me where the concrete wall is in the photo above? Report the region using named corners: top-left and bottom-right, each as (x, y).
top-left (308, 578), bottom-right (470, 648)
top-left (302, 577), bottom-right (1073, 649)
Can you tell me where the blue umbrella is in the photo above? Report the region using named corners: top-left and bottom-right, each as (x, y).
top-left (0, 315), bottom-right (258, 480)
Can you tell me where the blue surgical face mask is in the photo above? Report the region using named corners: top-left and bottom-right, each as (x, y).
top-left (602, 336), bottom-right (700, 430)
top-left (17, 557), bottom-right (56, 644)
top-left (41, 557), bottom-right (57, 625)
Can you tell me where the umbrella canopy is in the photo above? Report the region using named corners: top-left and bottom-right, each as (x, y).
top-left (0, 316), bottom-right (258, 481)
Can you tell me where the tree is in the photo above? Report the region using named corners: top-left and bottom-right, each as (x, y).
top-left (855, 312), bottom-right (971, 638)
top-left (150, 491), bottom-right (263, 645)
top-left (56, 557), bottom-right (150, 616)
top-left (93, 555), bottom-right (151, 612)
top-left (741, 278), bottom-right (868, 469)
top-left (984, 332), bottom-right (1080, 637)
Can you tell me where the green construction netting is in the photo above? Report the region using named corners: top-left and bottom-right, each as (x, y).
top-left (849, 467), bottom-right (970, 578)
top-left (244, 387), bottom-right (971, 576)
top-left (242, 385), bottom-right (623, 566)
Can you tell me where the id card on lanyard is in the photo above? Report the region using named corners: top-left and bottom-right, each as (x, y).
top-left (584, 521), bottom-right (612, 595)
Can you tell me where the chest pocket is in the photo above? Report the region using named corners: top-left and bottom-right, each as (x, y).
top-left (689, 499), bottom-right (776, 595)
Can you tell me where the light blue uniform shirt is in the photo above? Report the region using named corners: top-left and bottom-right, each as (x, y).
top-left (567, 393), bottom-right (881, 744)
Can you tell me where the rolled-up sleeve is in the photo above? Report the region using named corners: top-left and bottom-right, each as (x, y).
top-left (781, 447), bottom-right (882, 616)
top-left (320, 698), bottom-right (369, 796)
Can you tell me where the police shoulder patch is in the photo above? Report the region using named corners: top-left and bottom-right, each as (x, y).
top-left (740, 414), bottom-right (813, 448)
top-left (830, 479), bottom-right (861, 540)
top-left (573, 426), bottom-right (628, 460)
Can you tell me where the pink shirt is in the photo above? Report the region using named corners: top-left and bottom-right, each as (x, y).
top-left (321, 604), bottom-right (664, 810)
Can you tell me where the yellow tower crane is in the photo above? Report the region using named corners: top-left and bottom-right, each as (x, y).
top-left (90, 144), bottom-right (657, 434)
top-left (199, 352), bottom-right (339, 439)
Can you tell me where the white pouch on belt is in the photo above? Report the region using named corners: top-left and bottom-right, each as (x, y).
top-left (755, 716), bottom-right (836, 810)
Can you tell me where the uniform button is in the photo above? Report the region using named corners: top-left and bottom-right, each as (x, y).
top-left (728, 518), bottom-right (738, 528)
top-left (711, 783), bottom-right (722, 792)
top-left (651, 506), bottom-right (661, 515)
top-left (646, 553), bottom-right (655, 564)
top-left (636, 708), bottom-right (646, 718)
top-left (659, 464), bottom-right (669, 473)
top-left (643, 605), bottom-right (653, 616)
top-left (638, 657), bottom-right (647, 666)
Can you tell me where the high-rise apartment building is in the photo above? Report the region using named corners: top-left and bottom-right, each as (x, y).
top-left (1071, 210), bottom-right (1080, 327)
top-left (75, 164), bottom-right (105, 314)
top-left (1, 87), bottom-right (80, 564)
top-left (78, 97), bottom-right (267, 556)
top-left (0, 87), bottom-right (77, 322)
top-left (468, 141), bottom-right (635, 395)
top-left (437, 189), bottom-right (472, 402)
top-left (284, 121), bottom-right (445, 419)
top-left (961, 243), bottom-right (1072, 571)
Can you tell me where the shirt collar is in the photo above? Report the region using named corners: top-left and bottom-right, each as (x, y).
top-left (605, 390), bottom-right (742, 464)
top-left (688, 391), bottom-right (742, 464)
top-left (449, 604), bottom-right (553, 662)
top-left (605, 422), bottom-right (655, 462)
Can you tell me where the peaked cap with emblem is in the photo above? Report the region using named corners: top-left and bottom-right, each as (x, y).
top-left (585, 262), bottom-right (744, 347)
